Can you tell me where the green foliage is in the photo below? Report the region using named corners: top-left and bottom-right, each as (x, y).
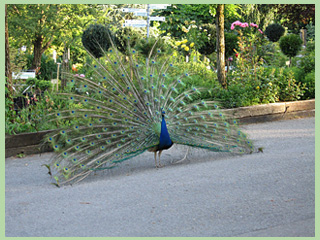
top-left (305, 22), bottom-right (315, 41)
top-left (232, 26), bottom-right (267, 68)
top-left (113, 27), bottom-right (142, 55)
top-left (134, 37), bottom-right (169, 59)
top-left (299, 43), bottom-right (315, 74)
top-left (166, 60), bottom-right (219, 101)
top-left (5, 90), bottom-right (85, 134)
top-left (39, 54), bottom-right (59, 80)
top-left (277, 68), bottom-right (305, 101)
top-left (171, 21), bottom-right (215, 57)
top-left (25, 53), bottom-right (60, 80)
top-left (290, 41), bottom-right (315, 99)
top-left (273, 4), bottom-right (315, 32)
top-left (195, 23), bottom-right (216, 56)
top-left (9, 47), bottom-right (28, 74)
top-left (215, 66), bottom-right (306, 108)
top-left (239, 4), bottom-right (275, 31)
top-left (156, 4), bottom-right (213, 39)
top-left (26, 78), bottom-right (52, 92)
top-left (225, 32), bottom-right (239, 57)
top-left (265, 23), bottom-right (285, 42)
top-left (279, 34), bottom-right (302, 59)
top-left (261, 42), bottom-right (287, 67)
top-left (82, 24), bottom-right (112, 58)
top-left (213, 43), bottom-right (306, 109)
top-left (8, 4), bottom-right (101, 69)
top-left (301, 71), bottom-right (315, 99)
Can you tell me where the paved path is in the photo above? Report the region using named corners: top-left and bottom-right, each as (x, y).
top-left (5, 117), bottom-right (315, 237)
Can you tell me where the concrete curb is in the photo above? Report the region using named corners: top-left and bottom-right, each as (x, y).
top-left (5, 99), bottom-right (315, 158)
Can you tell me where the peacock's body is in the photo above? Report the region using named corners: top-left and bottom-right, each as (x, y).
top-left (44, 38), bottom-right (255, 186)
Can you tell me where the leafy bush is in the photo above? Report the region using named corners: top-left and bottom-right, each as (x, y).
top-left (217, 66), bottom-right (279, 108)
top-left (135, 37), bottom-right (169, 59)
top-left (299, 44), bottom-right (315, 74)
top-left (167, 60), bottom-right (219, 101)
top-left (82, 24), bottom-right (112, 58)
top-left (225, 32), bottom-right (239, 58)
top-left (198, 23), bottom-right (216, 56)
top-left (114, 27), bottom-right (142, 55)
top-left (277, 68), bottom-right (306, 101)
top-left (301, 71), bottom-right (315, 99)
top-left (290, 41), bottom-right (315, 99)
top-left (5, 90), bottom-right (84, 134)
top-left (26, 53), bottom-right (59, 80)
top-left (305, 22), bottom-right (315, 41)
top-left (265, 23), bottom-right (285, 42)
top-left (279, 34), bottom-right (302, 60)
top-left (26, 78), bottom-right (52, 92)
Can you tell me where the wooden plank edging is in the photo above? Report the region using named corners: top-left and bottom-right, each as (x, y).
top-left (5, 99), bottom-right (315, 158)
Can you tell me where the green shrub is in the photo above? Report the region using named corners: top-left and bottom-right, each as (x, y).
top-left (305, 22), bottom-right (315, 42)
top-left (26, 53), bottom-right (59, 80)
top-left (225, 32), bottom-right (239, 58)
top-left (39, 54), bottom-right (58, 80)
top-left (26, 78), bottom-right (52, 92)
top-left (135, 37), bottom-right (169, 59)
top-left (299, 48), bottom-right (315, 74)
top-left (82, 24), bottom-right (112, 58)
top-left (301, 71), bottom-right (315, 99)
top-left (213, 64), bottom-right (306, 108)
top-left (279, 34), bottom-right (302, 63)
top-left (218, 66), bottom-right (279, 108)
top-left (114, 27), bottom-right (141, 55)
top-left (277, 68), bottom-right (306, 101)
top-left (265, 23), bottom-right (285, 42)
top-left (198, 23), bottom-right (216, 56)
top-left (289, 66), bottom-right (305, 83)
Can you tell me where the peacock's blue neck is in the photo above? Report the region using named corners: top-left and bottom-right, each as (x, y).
top-left (159, 115), bottom-right (173, 150)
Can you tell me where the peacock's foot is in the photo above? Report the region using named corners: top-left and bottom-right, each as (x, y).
top-left (156, 164), bottom-right (164, 168)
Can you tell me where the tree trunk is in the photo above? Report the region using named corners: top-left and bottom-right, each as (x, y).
top-left (5, 4), bottom-right (13, 96)
top-left (216, 4), bottom-right (227, 89)
top-left (31, 35), bottom-right (43, 70)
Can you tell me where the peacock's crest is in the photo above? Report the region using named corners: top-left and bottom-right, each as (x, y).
top-left (44, 36), bottom-right (254, 186)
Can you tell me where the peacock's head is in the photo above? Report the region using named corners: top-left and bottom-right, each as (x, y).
top-left (161, 108), bottom-right (166, 117)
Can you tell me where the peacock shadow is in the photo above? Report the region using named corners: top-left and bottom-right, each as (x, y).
top-left (70, 145), bottom-right (240, 186)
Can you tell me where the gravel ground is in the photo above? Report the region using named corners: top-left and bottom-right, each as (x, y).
top-left (5, 117), bottom-right (315, 237)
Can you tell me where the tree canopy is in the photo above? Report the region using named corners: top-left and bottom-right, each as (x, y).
top-left (7, 4), bottom-right (101, 69)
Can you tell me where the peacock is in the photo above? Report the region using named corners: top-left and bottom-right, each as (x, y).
top-left (43, 37), bottom-right (255, 186)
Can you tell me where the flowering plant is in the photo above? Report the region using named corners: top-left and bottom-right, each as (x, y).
top-left (175, 20), bottom-right (210, 57)
top-left (231, 20), bottom-right (263, 34)
top-left (230, 20), bottom-right (267, 67)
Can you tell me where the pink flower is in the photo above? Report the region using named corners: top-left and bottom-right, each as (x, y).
top-left (258, 29), bottom-right (263, 34)
top-left (75, 74), bottom-right (79, 77)
top-left (233, 20), bottom-right (242, 26)
top-left (231, 25), bottom-right (235, 30)
top-left (80, 74), bottom-right (85, 77)
top-left (250, 23), bottom-right (258, 28)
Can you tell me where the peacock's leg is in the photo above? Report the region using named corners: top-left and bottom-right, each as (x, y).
top-left (154, 151), bottom-right (158, 168)
top-left (157, 150), bottom-right (164, 168)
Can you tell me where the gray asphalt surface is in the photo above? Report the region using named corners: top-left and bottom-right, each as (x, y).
top-left (5, 117), bottom-right (315, 237)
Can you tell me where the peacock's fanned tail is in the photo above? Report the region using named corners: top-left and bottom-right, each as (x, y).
top-left (45, 39), bottom-right (254, 186)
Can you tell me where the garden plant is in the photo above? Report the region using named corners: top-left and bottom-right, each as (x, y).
top-left (5, 4), bottom-right (315, 135)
